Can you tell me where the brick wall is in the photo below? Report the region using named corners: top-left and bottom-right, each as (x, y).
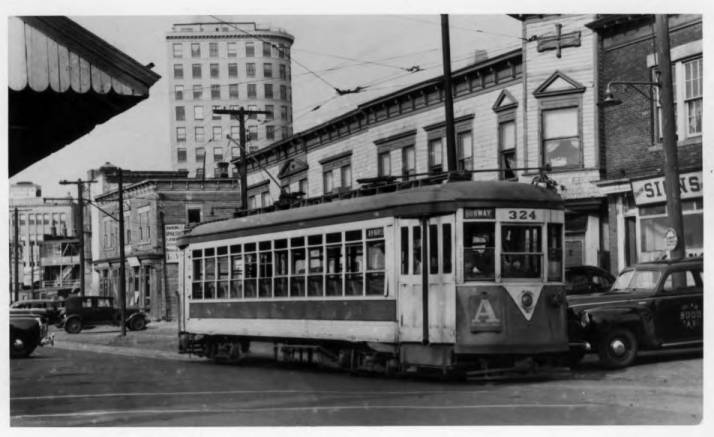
top-left (599, 16), bottom-right (702, 180)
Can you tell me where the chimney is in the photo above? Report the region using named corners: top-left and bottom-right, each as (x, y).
top-left (474, 49), bottom-right (488, 64)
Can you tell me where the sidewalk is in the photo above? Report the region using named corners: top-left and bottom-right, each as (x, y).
top-left (50, 320), bottom-right (197, 361)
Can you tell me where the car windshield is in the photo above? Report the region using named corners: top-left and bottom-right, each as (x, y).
top-left (610, 269), bottom-right (662, 293)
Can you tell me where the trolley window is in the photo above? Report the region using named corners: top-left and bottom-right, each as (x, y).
top-left (501, 225), bottom-right (542, 278)
top-left (192, 254), bottom-right (203, 299)
top-left (274, 239), bottom-right (289, 297)
top-left (244, 247), bottom-right (258, 298)
top-left (259, 241), bottom-right (272, 298)
top-left (366, 227), bottom-right (385, 295)
top-left (217, 252), bottom-right (229, 298)
top-left (463, 222), bottom-right (495, 280)
top-left (325, 233), bottom-right (343, 296)
top-left (547, 224), bottom-right (563, 282)
top-left (290, 237), bottom-right (306, 297)
top-left (230, 250), bottom-right (243, 298)
top-left (308, 235), bottom-right (324, 296)
top-left (345, 233), bottom-right (364, 296)
top-left (204, 256), bottom-right (216, 298)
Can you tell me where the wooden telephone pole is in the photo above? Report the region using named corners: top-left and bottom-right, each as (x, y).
top-left (213, 107), bottom-right (272, 210)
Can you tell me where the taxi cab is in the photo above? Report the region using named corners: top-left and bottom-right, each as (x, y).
top-left (567, 257), bottom-right (703, 368)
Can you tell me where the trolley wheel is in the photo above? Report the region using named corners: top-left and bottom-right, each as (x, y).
top-left (597, 328), bottom-right (638, 369)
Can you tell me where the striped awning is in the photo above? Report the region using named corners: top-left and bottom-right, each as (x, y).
top-left (8, 16), bottom-right (161, 176)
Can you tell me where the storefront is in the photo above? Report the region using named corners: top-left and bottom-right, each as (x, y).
top-left (630, 171), bottom-right (703, 261)
top-left (607, 170), bottom-right (703, 271)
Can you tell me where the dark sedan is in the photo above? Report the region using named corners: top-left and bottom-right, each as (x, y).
top-left (567, 257), bottom-right (703, 368)
top-left (565, 265), bottom-right (615, 296)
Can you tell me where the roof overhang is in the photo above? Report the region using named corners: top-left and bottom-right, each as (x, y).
top-left (8, 16), bottom-right (161, 176)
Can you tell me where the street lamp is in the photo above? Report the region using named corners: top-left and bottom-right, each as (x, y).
top-left (599, 72), bottom-right (661, 108)
top-left (598, 15), bottom-right (685, 261)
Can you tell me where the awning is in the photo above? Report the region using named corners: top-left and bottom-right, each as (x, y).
top-left (8, 16), bottom-right (161, 176)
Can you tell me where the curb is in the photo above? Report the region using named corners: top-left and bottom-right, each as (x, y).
top-left (53, 340), bottom-right (200, 362)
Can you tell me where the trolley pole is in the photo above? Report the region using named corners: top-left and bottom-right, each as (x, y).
top-left (441, 14), bottom-right (457, 175)
top-left (213, 107), bottom-right (272, 211)
top-left (654, 15), bottom-right (686, 260)
top-left (60, 178), bottom-right (95, 298)
top-left (117, 169), bottom-right (127, 336)
top-left (13, 207), bottom-right (19, 303)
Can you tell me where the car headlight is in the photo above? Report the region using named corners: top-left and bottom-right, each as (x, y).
top-left (579, 311), bottom-right (591, 328)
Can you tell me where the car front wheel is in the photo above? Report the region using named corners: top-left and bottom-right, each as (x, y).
top-left (10, 333), bottom-right (37, 358)
top-left (129, 317), bottom-right (147, 331)
top-left (64, 318), bottom-right (82, 334)
top-left (598, 328), bottom-right (638, 369)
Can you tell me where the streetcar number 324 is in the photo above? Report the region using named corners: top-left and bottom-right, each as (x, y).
top-left (507, 209), bottom-right (537, 220)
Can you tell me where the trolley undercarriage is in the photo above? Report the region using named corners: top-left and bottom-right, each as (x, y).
top-left (179, 332), bottom-right (571, 380)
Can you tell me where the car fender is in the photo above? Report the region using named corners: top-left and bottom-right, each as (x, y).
top-left (582, 307), bottom-right (654, 347)
top-left (126, 312), bottom-right (148, 324)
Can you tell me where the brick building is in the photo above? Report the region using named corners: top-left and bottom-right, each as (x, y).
top-left (590, 14), bottom-right (703, 270)
top-left (93, 176), bottom-right (241, 320)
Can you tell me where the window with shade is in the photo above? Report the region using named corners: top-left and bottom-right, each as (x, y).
top-left (456, 131), bottom-right (473, 171)
top-left (542, 107), bottom-right (581, 169)
top-left (499, 119), bottom-right (517, 180)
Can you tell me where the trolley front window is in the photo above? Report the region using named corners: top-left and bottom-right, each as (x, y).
top-left (463, 222), bottom-right (495, 280)
top-left (501, 225), bottom-right (542, 278)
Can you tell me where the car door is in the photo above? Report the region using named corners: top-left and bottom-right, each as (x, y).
top-left (653, 267), bottom-right (703, 346)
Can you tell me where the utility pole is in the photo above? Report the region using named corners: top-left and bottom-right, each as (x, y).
top-left (60, 178), bottom-right (95, 298)
top-left (441, 14), bottom-right (457, 175)
top-left (159, 211), bottom-right (170, 321)
top-left (117, 169), bottom-right (127, 336)
top-left (13, 207), bottom-right (19, 303)
top-left (213, 107), bottom-right (272, 210)
top-left (654, 15), bottom-right (685, 260)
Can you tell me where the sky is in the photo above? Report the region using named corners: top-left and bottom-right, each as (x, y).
top-left (6, 11), bottom-right (524, 197)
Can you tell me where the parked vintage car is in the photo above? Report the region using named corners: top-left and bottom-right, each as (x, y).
top-left (567, 257), bottom-right (703, 368)
top-left (10, 310), bottom-right (54, 358)
top-left (57, 296), bottom-right (149, 334)
top-left (565, 265), bottom-right (615, 296)
top-left (10, 299), bottom-right (65, 324)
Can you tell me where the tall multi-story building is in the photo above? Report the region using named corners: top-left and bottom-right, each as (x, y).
top-left (166, 20), bottom-right (295, 178)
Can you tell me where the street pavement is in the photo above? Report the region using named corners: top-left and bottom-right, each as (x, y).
top-left (10, 323), bottom-right (704, 426)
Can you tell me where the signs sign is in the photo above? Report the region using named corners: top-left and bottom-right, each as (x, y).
top-left (631, 171), bottom-right (702, 206)
top-left (165, 224), bottom-right (186, 263)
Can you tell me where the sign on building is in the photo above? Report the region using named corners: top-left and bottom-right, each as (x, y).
top-left (630, 171), bottom-right (702, 206)
top-left (165, 224), bottom-right (186, 263)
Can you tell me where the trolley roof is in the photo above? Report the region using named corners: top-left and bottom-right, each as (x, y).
top-left (178, 180), bottom-right (563, 247)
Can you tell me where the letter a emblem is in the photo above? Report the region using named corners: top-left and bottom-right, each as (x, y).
top-left (473, 299), bottom-right (499, 324)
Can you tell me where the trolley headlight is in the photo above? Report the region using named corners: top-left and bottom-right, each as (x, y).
top-left (521, 291), bottom-right (534, 309)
